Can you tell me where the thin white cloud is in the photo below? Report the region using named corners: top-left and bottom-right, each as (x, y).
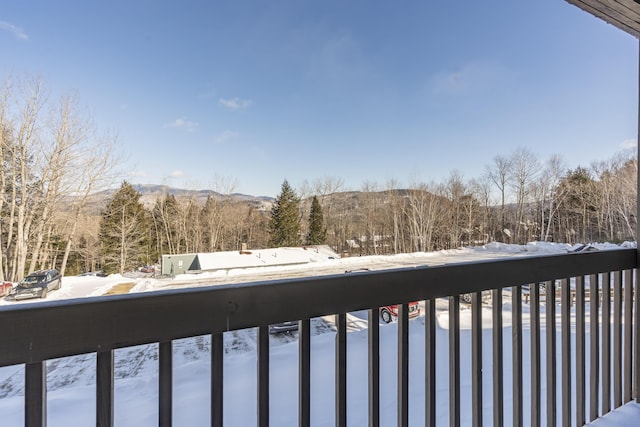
top-left (169, 170), bottom-right (185, 178)
top-left (621, 138), bottom-right (637, 149)
top-left (219, 97), bottom-right (253, 111)
top-left (0, 21), bottom-right (28, 40)
top-left (199, 86), bottom-right (217, 99)
top-left (129, 170), bottom-right (147, 178)
top-left (215, 130), bottom-right (240, 144)
top-left (309, 31), bottom-right (366, 83)
top-left (431, 62), bottom-right (508, 95)
top-left (165, 118), bottom-right (198, 132)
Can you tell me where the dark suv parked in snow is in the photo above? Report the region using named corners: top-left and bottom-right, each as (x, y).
top-left (269, 320), bottom-right (299, 334)
top-left (10, 269), bottom-right (62, 300)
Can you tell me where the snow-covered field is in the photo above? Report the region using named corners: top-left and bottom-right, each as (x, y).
top-left (0, 241), bottom-right (638, 426)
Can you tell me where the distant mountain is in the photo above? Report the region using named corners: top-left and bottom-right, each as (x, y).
top-left (73, 184), bottom-right (441, 217)
top-left (132, 184), bottom-right (273, 201)
top-left (76, 184), bottom-right (275, 214)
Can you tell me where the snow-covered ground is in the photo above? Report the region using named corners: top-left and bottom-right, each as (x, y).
top-left (0, 241), bottom-right (637, 426)
top-left (2, 241), bottom-right (630, 305)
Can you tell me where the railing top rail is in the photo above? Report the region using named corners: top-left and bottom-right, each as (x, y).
top-left (0, 248), bottom-right (636, 367)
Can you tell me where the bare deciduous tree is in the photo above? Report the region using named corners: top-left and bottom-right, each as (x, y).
top-left (0, 76), bottom-right (118, 278)
top-left (405, 180), bottom-right (444, 252)
top-left (509, 147), bottom-right (540, 243)
top-left (486, 154), bottom-right (512, 240)
top-left (6, 76), bottom-right (46, 281)
top-left (536, 155), bottom-right (565, 242)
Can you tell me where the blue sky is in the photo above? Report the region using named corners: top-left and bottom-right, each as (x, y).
top-left (1, 0), bottom-right (637, 197)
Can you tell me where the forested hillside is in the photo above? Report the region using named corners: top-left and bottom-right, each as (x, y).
top-left (85, 149), bottom-right (636, 275)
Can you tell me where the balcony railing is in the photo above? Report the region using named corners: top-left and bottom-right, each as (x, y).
top-left (0, 248), bottom-right (638, 426)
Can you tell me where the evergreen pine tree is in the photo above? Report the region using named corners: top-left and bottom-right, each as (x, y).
top-left (307, 196), bottom-right (326, 245)
top-left (269, 180), bottom-right (301, 247)
top-left (98, 181), bottom-right (151, 274)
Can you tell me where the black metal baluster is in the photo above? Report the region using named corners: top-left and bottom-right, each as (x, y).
top-left (530, 283), bottom-right (540, 427)
top-left (589, 274), bottom-right (600, 422)
top-left (492, 288), bottom-right (503, 427)
top-left (336, 313), bottom-right (347, 427)
top-left (159, 341), bottom-right (173, 427)
top-left (602, 272), bottom-right (611, 415)
top-left (97, 350), bottom-right (114, 427)
top-left (624, 269), bottom-right (633, 402)
top-left (613, 270), bottom-right (622, 408)
top-left (211, 333), bottom-right (223, 427)
top-left (398, 303), bottom-right (409, 427)
top-left (25, 361), bottom-right (46, 427)
top-left (257, 326), bottom-right (269, 427)
top-left (545, 281), bottom-right (556, 427)
top-left (426, 299), bottom-right (437, 427)
top-left (512, 285), bottom-right (523, 427)
top-left (368, 308), bottom-right (380, 427)
top-left (635, 268), bottom-right (640, 403)
top-left (299, 319), bottom-right (311, 427)
top-left (472, 291), bottom-right (483, 427)
top-left (576, 276), bottom-right (585, 426)
top-left (561, 278), bottom-right (572, 427)
top-left (449, 296), bottom-right (460, 427)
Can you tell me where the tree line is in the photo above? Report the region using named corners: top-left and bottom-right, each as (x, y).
top-left (94, 148), bottom-right (637, 274)
top-left (0, 76), bottom-right (117, 281)
top-left (0, 77), bottom-right (637, 278)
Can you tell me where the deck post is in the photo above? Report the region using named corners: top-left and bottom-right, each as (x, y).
top-left (635, 39), bottom-right (640, 404)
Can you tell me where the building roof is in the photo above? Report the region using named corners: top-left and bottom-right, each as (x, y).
top-left (191, 246), bottom-right (340, 272)
top-left (565, 0), bottom-right (640, 38)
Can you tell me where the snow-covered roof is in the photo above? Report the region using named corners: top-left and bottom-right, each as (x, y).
top-left (194, 245), bottom-right (340, 271)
